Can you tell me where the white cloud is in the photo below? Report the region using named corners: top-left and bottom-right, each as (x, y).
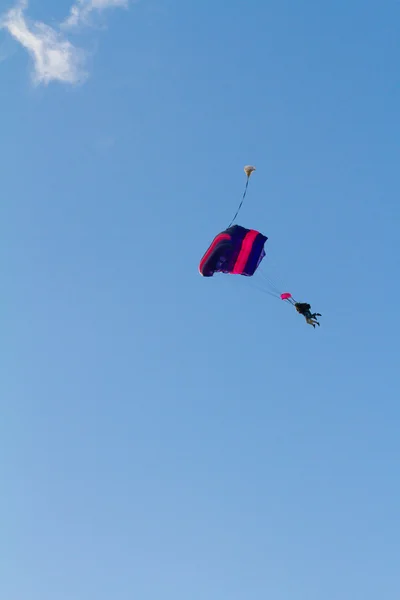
top-left (1, 0), bottom-right (132, 84)
top-left (63, 0), bottom-right (129, 28)
top-left (0, 0), bottom-right (86, 84)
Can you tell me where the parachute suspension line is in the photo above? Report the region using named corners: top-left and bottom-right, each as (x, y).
top-left (256, 268), bottom-right (282, 297)
top-left (259, 262), bottom-right (288, 294)
top-left (284, 297), bottom-right (298, 307)
top-left (227, 165), bottom-right (256, 228)
top-left (247, 279), bottom-right (281, 299)
top-left (227, 177), bottom-right (250, 228)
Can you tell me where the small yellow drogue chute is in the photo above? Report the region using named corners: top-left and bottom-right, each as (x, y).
top-left (244, 165), bottom-right (256, 178)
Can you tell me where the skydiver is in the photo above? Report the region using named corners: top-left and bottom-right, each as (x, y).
top-left (294, 302), bottom-right (321, 328)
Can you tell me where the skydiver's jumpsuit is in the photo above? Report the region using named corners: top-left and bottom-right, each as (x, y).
top-left (295, 303), bottom-right (321, 327)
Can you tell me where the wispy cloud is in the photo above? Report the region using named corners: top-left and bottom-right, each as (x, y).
top-left (63, 0), bottom-right (129, 28)
top-left (0, 0), bottom-right (86, 84)
top-left (1, 0), bottom-right (132, 84)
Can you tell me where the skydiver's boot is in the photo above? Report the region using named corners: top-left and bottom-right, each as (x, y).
top-left (310, 312), bottom-right (321, 319)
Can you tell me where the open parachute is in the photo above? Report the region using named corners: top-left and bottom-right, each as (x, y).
top-left (199, 165), bottom-right (301, 306)
top-left (198, 164), bottom-right (322, 327)
top-left (199, 225), bottom-right (267, 277)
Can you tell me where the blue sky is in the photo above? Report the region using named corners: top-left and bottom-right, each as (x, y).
top-left (2, 1), bottom-right (400, 598)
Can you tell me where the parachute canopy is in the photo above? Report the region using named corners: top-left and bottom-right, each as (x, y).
top-left (199, 224), bottom-right (267, 278)
top-left (244, 165), bottom-right (256, 178)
